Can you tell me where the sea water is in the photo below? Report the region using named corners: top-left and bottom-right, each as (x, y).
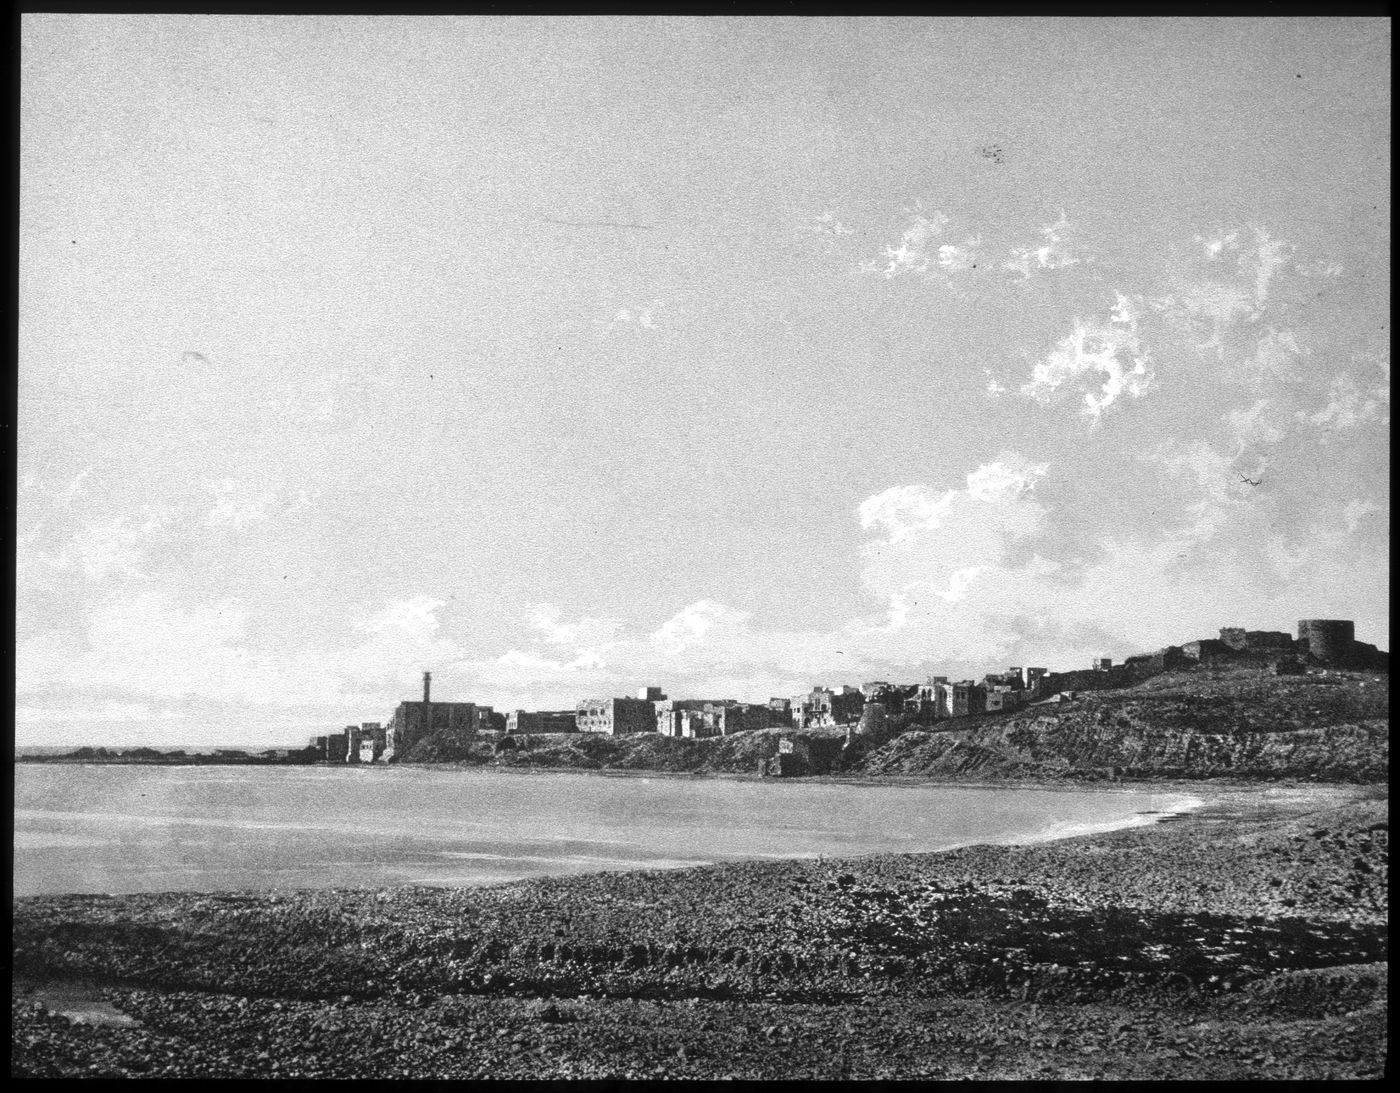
top-left (12, 764), bottom-right (1201, 896)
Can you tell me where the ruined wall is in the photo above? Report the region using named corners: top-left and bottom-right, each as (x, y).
top-left (507, 710), bottom-right (578, 734)
top-left (1298, 619), bottom-right (1357, 665)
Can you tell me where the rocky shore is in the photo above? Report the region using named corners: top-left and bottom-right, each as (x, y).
top-left (12, 785), bottom-right (1387, 1080)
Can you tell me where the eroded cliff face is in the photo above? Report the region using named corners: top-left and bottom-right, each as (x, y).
top-left (469, 668), bottom-right (1387, 784)
top-left (856, 669), bottom-right (1387, 783)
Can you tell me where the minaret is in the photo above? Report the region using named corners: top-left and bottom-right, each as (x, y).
top-left (422, 671), bottom-right (432, 736)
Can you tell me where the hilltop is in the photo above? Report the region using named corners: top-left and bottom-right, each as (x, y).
top-left (440, 666), bottom-right (1387, 784)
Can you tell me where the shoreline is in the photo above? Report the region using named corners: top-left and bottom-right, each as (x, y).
top-left (13, 783), bottom-right (1387, 1079)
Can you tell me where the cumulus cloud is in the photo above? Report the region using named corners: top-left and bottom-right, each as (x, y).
top-left (525, 603), bottom-right (622, 648)
top-left (1343, 498), bottom-right (1381, 534)
top-left (593, 295), bottom-right (686, 332)
top-left (801, 210), bottom-right (855, 238)
top-left (204, 477), bottom-right (274, 528)
top-left (1156, 226), bottom-right (1298, 355)
top-left (39, 507), bottom-right (176, 582)
top-left (1005, 211), bottom-right (1084, 278)
top-left (1227, 398), bottom-right (1287, 454)
top-left (1022, 293), bottom-right (1152, 419)
top-left (17, 590), bottom-right (470, 720)
top-left (876, 210), bottom-right (950, 278)
top-left (1299, 369), bottom-right (1390, 438)
top-left (650, 599), bottom-right (752, 656)
top-left (1148, 438), bottom-right (1266, 548)
top-left (936, 237), bottom-right (981, 272)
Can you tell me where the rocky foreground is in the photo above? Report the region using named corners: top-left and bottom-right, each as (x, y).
top-left (12, 786), bottom-right (1387, 1080)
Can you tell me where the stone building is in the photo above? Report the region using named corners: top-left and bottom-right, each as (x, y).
top-left (947, 680), bottom-right (986, 718)
top-left (577, 694), bottom-right (658, 735)
top-left (380, 673), bottom-right (491, 761)
top-left (766, 697), bottom-right (792, 726)
top-left (506, 710), bottom-right (578, 734)
top-left (656, 699), bottom-right (766, 738)
top-left (984, 688), bottom-right (1025, 713)
top-left (346, 722), bottom-right (384, 763)
top-left (323, 731), bottom-right (348, 762)
top-left (792, 685), bottom-right (865, 728)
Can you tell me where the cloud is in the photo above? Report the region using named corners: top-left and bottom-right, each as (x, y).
top-left (1227, 398), bottom-right (1287, 454)
top-left (650, 599), bottom-right (752, 656)
top-left (966, 454), bottom-right (1050, 502)
top-left (18, 465), bottom-right (94, 545)
top-left (1343, 498), bottom-right (1381, 534)
top-left (1022, 293), bottom-right (1152, 419)
top-left (858, 484), bottom-right (959, 544)
top-left (1148, 437), bottom-right (1265, 548)
top-left (525, 603), bottom-right (622, 648)
top-left (936, 237), bottom-right (981, 272)
top-left (1005, 211), bottom-right (1084, 278)
top-left (876, 210), bottom-right (950, 278)
top-left (801, 210), bottom-right (854, 238)
top-left (1156, 226), bottom-right (1298, 354)
top-left (592, 293), bottom-right (689, 333)
top-left (1299, 368), bottom-right (1390, 438)
top-left (204, 477), bottom-right (274, 528)
top-left (37, 506), bottom-right (176, 582)
top-left (1247, 227), bottom-right (1292, 309)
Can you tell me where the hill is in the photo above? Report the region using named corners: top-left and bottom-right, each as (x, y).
top-left (443, 666), bottom-right (1387, 784)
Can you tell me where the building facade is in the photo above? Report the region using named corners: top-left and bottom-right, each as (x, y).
top-left (577, 695), bottom-right (658, 735)
top-left (506, 710), bottom-right (579, 734)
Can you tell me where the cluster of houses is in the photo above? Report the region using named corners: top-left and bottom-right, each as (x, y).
top-left (305, 618), bottom-right (1385, 764)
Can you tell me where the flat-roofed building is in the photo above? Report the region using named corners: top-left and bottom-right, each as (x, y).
top-left (506, 710), bottom-right (578, 734)
top-left (577, 695), bottom-right (658, 736)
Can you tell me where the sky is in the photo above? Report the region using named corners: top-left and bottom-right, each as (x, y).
top-left (17, 15), bottom-right (1391, 747)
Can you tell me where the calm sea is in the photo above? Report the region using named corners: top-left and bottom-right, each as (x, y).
top-left (12, 764), bottom-right (1201, 897)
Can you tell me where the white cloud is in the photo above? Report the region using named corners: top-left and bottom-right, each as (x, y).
top-left (1246, 227), bottom-right (1292, 309)
top-left (802, 210), bottom-right (854, 238)
top-left (936, 236), bottom-right (981, 272)
top-left (1149, 438), bottom-right (1262, 548)
top-left (1196, 230), bottom-right (1240, 260)
top-left (1022, 296), bottom-right (1152, 419)
top-left (1300, 370), bottom-right (1390, 437)
top-left (965, 453), bottom-right (1050, 503)
top-left (878, 211), bottom-right (950, 278)
top-left (204, 477), bottom-right (273, 529)
top-left (858, 484), bottom-right (959, 544)
top-left (1343, 499), bottom-right (1381, 534)
top-left (1227, 398), bottom-right (1287, 454)
top-left (41, 507), bottom-right (176, 581)
top-left (1005, 211), bottom-right (1084, 278)
top-left (650, 599), bottom-right (752, 656)
top-left (593, 294), bottom-right (686, 333)
top-left (525, 603), bottom-right (622, 648)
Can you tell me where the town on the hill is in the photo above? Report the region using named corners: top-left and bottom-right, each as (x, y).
top-left (301, 618), bottom-right (1386, 766)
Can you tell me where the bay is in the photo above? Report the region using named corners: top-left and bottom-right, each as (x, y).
top-left (12, 764), bottom-right (1201, 896)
